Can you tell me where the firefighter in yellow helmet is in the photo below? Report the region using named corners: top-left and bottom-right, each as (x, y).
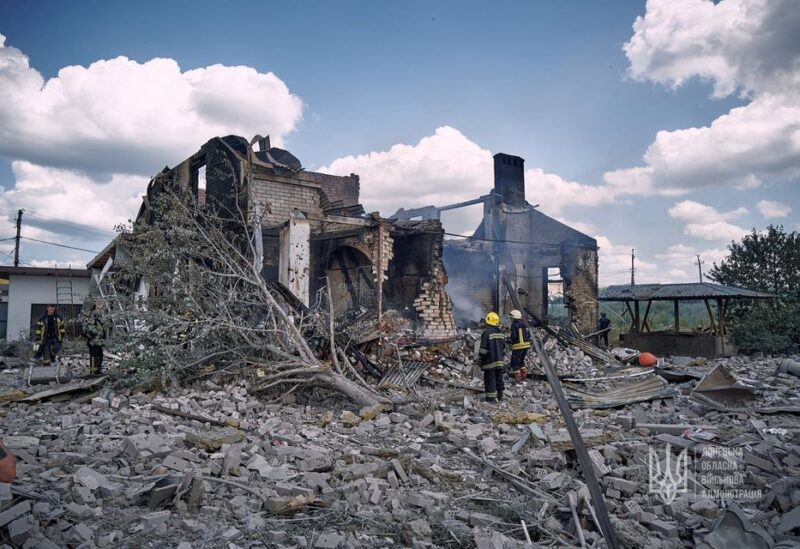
top-left (507, 309), bottom-right (531, 381)
top-left (478, 311), bottom-right (505, 402)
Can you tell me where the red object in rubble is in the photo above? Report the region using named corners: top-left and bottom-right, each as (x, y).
top-left (638, 352), bottom-right (658, 367)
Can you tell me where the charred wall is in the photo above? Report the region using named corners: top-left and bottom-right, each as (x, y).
top-left (561, 243), bottom-right (598, 334)
top-left (389, 221), bottom-right (456, 339)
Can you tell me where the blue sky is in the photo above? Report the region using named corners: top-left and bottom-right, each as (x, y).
top-left (0, 0), bottom-right (797, 283)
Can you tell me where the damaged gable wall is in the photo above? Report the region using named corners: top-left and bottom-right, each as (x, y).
top-left (442, 153), bottom-right (598, 333)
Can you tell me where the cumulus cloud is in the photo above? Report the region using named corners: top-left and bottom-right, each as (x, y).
top-left (625, 0), bottom-right (800, 97)
top-left (668, 200), bottom-right (750, 241)
top-left (321, 126), bottom-right (613, 234)
top-left (609, 0), bottom-right (800, 194)
top-left (1, 161), bottom-right (145, 234)
top-left (595, 235), bottom-right (657, 285)
top-left (756, 199), bottom-right (791, 218)
top-left (654, 243), bottom-right (729, 282)
top-left (322, 126), bottom-right (493, 215)
top-left (0, 33), bottom-right (304, 265)
top-left (0, 33), bottom-right (303, 176)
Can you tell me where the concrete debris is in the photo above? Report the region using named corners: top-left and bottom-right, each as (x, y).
top-left (0, 345), bottom-right (798, 548)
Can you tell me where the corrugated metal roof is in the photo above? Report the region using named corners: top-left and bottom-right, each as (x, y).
top-left (599, 282), bottom-right (775, 301)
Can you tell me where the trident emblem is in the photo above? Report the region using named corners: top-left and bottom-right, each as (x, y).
top-left (648, 443), bottom-right (688, 504)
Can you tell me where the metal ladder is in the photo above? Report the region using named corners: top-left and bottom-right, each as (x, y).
top-left (55, 265), bottom-right (75, 306)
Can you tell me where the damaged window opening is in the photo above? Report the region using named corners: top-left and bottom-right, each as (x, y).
top-left (325, 246), bottom-right (375, 316)
top-left (545, 267), bottom-right (568, 324)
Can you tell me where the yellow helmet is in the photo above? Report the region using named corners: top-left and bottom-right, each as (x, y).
top-left (485, 312), bottom-right (500, 326)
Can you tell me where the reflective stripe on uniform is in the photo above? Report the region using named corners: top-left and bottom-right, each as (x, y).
top-left (511, 328), bottom-right (531, 350)
top-left (489, 333), bottom-right (505, 340)
top-left (482, 360), bottom-right (504, 370)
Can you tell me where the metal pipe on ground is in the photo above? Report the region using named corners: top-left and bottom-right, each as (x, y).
top-left (503, 275), bottom-right (620, 549)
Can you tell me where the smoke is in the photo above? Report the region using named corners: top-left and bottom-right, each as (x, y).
top-left (446, 278), bottom-right (484, 325)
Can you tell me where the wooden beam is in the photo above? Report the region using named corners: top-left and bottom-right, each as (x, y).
top-left (642, 300), bottom-right (652, 333)
top-left (673, 300), bottom-right (680, 333)
top-left (624, 302), bottom-right (635, 331)
top-left (633, 301), bottom-right (641, 333)
top-left (704, 299), bottom-right (717, 334)
top-left (720, 298), bottom-right (729, 336)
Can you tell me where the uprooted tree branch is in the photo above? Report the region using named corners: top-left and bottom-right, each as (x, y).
top-left (101, 184), bottom-right (392, 407)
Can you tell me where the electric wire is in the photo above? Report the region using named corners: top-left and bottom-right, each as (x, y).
top-left (20, 236), bottom-right (98, 254)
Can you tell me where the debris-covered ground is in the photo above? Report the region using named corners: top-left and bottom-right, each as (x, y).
top-left (1, 335), bottom-right (800, 548)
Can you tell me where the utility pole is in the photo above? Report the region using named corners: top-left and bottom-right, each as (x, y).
top-left (13, 209), bottom-right (23, 267)
top-left (696, 254), bottom-right (704, 283)
top-left (630, 249), bottom-right (635, 286)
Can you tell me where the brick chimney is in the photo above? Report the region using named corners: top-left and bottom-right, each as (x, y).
top-left (493, 153), bottom-right (525, 206)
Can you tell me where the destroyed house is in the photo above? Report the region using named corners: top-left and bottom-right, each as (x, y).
top-left (392, 153), bottom-right (599, 333)
top-left (134, 135), bottom-right (457, 340)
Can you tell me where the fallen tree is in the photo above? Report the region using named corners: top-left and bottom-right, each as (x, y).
top-left (102, 180), bottom-right (390, 407)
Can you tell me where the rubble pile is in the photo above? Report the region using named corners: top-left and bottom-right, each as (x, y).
top-left (1, 345), bottom-right (800, 548)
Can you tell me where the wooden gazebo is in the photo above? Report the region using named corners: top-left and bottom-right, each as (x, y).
top-left (599, 282), bottom-right (774, 356)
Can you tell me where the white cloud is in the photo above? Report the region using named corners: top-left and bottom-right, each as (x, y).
top-left (610, 0), bottom-right (800, 194)
top-left (526, 169), bottom-right (614, 214)
top-left (756, 199), bottom-right (791, 218)
top-left (322, 126), bottom-right (492, 214)
top-left (654, 243), bottom-right (729, 282)
top-left (0, 33), bottom-right (303, 176)
top-left (625, 0), bottom-right (800, 98)
top-left (595, 235), bottom-right (657, 285)
top-left (614, 94), bottom-right (800, 193)
top-left (668, 200), bottom-right (750, 241)
top-left (1, 161), bottom-right (146, 234)
top-left (322, 126), bottom-right (613, 234)
top-left (0, 33), bottom-right (304, 265)
top-left (667, 200), bottom-right (748, 223)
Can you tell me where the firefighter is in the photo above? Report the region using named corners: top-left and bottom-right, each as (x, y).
top-left (33, 304), bottom-right (66, 366)
top-left (597, 312), bottom-right (611, 347)
top-left (82, 300), bottom-right (107, 376)
top-left (478, 311), bottom-right (506, 402)
top-left (507, 309), bottom-right (531, 381)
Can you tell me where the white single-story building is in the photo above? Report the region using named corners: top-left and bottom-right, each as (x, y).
top-left (0, 266), bottom-right (90, 341)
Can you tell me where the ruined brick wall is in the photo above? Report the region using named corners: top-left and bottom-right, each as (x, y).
top-left (562, 244), bottom-right (598, 334)
top-left (300, 172), bottom-right (360, 207)
top-left (249, 177), bottom-right (322, 226)
top-left (388, 222), bottom-right (456, 339)
top-left (364, 223), bottom-right (393, 303)
top-left (413, 257), bottom-right (457, 339)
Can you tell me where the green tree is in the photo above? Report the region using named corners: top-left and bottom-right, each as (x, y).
top-left (708, 225), bottom-right (800, 353)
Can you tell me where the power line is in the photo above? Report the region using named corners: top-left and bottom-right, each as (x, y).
top-left (20, 236), bottom-right (98, 254)
top-left (25, 211), bottom-right (116, 238)
top-left (441, 231), bottom-right (563, 248)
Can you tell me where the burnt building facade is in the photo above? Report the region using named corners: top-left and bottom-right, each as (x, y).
top-left (393, 153), bottom-right (599, 333)
top-left (135, 135), bottom-right (457, 340)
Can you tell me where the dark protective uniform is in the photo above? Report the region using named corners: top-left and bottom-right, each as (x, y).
top-left (82, 312), bottom-right (106, 375)
top-left (598, 315), bottom-right (611, 346)
top-left (34, 313), bottom-right (65, 366)
top-left (479, 325), bottom-right (506, 402)
top-left (508, 319), bottom-right (532, 371)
